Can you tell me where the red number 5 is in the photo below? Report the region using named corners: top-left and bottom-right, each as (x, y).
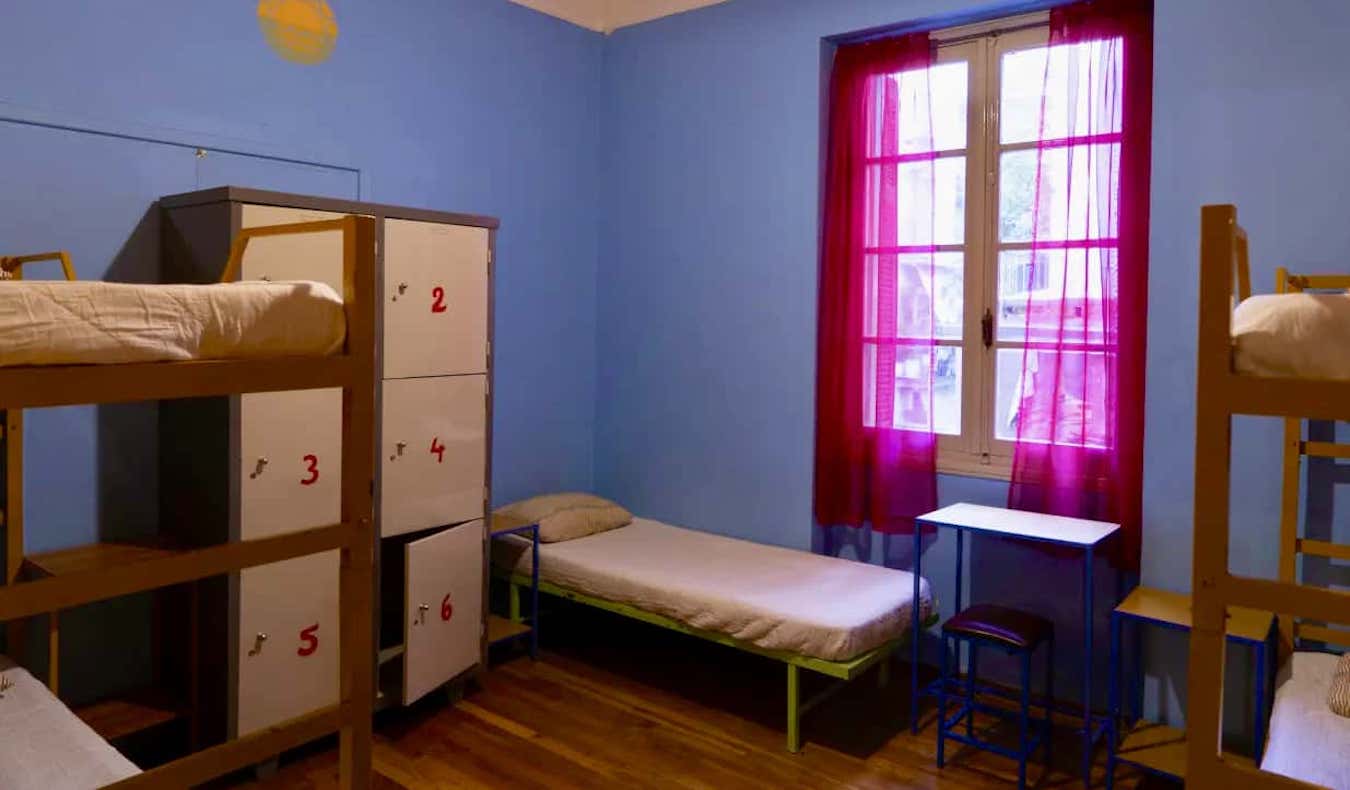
top-left (431, 286), bottom-right (447, 313)
top-left (430, 437), bottom-right (445, 464)
top-left (301, 454), bottom-right (319, 486)
top-left (298, 623), bottom-right (319, 657)
top-left (440, 594), bottom-right (453, 622)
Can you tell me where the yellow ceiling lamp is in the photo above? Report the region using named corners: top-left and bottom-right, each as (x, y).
top-left (258, 0), bottom-right (338, 65)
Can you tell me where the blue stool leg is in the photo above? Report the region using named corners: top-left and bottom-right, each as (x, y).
top-left (967, 642), bottom-right (978, 740)
top-left (937, 634), bottom-right (949, 769)
top-left (1019, 649), bottom-right (1031, 790)
top-left (1046, 633), bottom-right (1056, 774)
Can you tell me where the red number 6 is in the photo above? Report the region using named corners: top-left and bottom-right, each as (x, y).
top-left (298, 623), bottom-right (319, 657)
top-left (301, 454), bottom-right (319, 486)
top-left (440, 594), bottom-right (453, 622)
top-left (431, 286), bottom-right (447, 313)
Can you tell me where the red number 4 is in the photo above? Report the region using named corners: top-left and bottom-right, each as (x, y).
top-left (430, 437), bottom-right (445, 464)
top-left (298, 623), bottom-right (319, 657)
top-left (301, 454), bottom-right (319, 486)
top-left (440, 594), bottom-right (453, 622)
top-left (431, 286), bottom-right (447, 313)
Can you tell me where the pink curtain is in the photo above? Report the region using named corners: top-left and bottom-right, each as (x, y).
top-left (815, 33), bottom-right (939, 535)
top-left (1006, 0), bottom-right (1151, 571)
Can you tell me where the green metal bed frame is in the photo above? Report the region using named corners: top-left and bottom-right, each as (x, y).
top-left (504, 572), bottom-right (937, 752)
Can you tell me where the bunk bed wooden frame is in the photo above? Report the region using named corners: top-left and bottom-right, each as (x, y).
top-left (0, 215), bottom-right (377, 789)
top-left (1188, 204), bottom-right (1350, 789)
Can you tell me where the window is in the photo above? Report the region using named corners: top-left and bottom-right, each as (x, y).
top-left (871, 15), bottom-right (1122, 478)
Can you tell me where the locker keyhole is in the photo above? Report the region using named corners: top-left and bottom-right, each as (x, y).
top-left (393, 282), bottom-right (408, 302)
top-left (248, 632), bottom-right (268, 656)
top-left (390, 441), bottom-right (407, 461)
top-left (250, 458), bottom-right (269, 479)
top-left (416, 604), bottom-right (429, 626)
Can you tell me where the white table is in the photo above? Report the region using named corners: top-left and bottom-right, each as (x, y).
top-left (912, 503), bottom-right (1120, 788)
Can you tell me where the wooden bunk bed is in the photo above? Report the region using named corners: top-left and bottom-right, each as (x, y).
top-left (0, 215), bottom-right (377, 789)
top-left (1188, 204), bottom-right (1350, 789)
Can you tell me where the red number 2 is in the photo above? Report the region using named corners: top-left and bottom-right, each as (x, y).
top-left (440, 594), bottom-right (453, 622)
top-left (429, 437), bottom-right (445, 464)
top-left (297, 623), bottom-right (319, 657)
top-left (431, 286), bottom-right (447, 313)
top-left (301, 454), bottom-right (319, 486)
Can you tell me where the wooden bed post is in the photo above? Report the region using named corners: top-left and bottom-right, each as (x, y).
top-left (786, 663), bottom-right (800, 753)
top-left (337, 214), bottom-right (377, 790)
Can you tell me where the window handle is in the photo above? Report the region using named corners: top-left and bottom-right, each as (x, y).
top-left (981, 308), bottom-right (994, 349)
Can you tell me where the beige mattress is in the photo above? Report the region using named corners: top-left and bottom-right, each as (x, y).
top-left (0, 280), bottom-right (345, 367)
top-left (493, 517), bottom-right (934, 662)
top-left (0, 657), bottom-right (140, 789)
top-left (1233, 291), bottom-right (1350, 380)
top-left (1260, 651), bottom-right (1350, 790)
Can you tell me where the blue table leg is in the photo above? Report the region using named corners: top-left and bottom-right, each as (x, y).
top-left (1107, 610), bottom-right (1121, 790)
top-left (912, 523), bottom-right (922, 733)
top-left (955, 528), bottom-right (964, 617)
top-left (1082, 546), bottom-right (1094, 788)
top-left (530, 524), bottom-right (540, 660)
top-left (1254, 637), bottom-right (1266, 760)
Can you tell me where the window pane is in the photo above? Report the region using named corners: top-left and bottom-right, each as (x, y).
top-left (995, 348), bottom-right (1109, 446)
top-left (1001, 39), bottom-right (1123, 146)
top-left (871, 61), bottom-right (968, 155)
top-left (896, 346), bottom-right (962, 435)
top-left (864, 157), bottom-right (967, 248)
top-left (863, 252), bottom-right (964, 341)
top-left (998, 144), bottom-right (1120, 243)
top-left (996, 248), bottom-right (1117, 343)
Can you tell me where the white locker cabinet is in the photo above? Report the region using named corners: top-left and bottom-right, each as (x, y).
top-left (235, 551), bottom-right (340, 736)
top-left (383, 219), bottom-right (490, 379)
top-left (239, 389), bottom-right (342, 540)
top-left (380, 375), bottom-right (487, 537)
top-left (159, 186), bottom-right (495, 750)
top-left (402, 521), bottom-right (484, 704)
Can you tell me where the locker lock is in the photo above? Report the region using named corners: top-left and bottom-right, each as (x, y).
top-left (247, 632), bottom-right (268, 656)
top-left (390, 441), bottom-right (407, 461)
top-left (415, 603), bottom-right (430, 626)
top-left (392, 282), bottom-right (408, 302)
top-left (250, 457), bottom-right (269, 479)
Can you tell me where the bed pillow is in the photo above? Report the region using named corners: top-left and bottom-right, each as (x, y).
top-left (1331, 653), bottom-right (1350, 717)
top-left (494, 493), bottom-right (632, 543)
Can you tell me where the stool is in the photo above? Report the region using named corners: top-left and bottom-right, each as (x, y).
top-left (937, 603), bottom-right (1055, 790)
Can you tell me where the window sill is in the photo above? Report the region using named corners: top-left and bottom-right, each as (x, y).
top-left (937, 451), bottom-right (1012, 482)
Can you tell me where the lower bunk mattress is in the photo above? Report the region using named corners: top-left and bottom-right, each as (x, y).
top-left (0, 656), bottom-right (140, 789)
top-left (493, 517), bottom-right (934, 663)
top-left (1260, 650), bottom-right (1350, 790)
top-left (0, 279), bottom-right (345, 367)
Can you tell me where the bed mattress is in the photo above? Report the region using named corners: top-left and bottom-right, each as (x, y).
top-left (0, 656), bottom-right (140, 789)
top-left (0, 279), bottom-right (345, 367)
top-left (493, 517), bottom-right (934, 662)
top-left (1260, 651), bottom-right (1350, 789)
top-left (1233, 291), bottom-right (1350, 380)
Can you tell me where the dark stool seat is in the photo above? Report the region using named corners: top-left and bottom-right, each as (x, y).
top-left (943, 603), bottom-right (1053, 651)
top-left (936, 604), bottom-right (1055, 790)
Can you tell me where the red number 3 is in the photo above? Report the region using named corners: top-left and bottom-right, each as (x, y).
top-left (301, 454), bottom-right (319, 486)
top-left (430, 437), bottom-right (445, 464)
top-left (431, 286), bottom-right (447, 313)
top-left (298, 623), bottom-right (319, 657)
top-left (440, 594), bottom-right (452, 622)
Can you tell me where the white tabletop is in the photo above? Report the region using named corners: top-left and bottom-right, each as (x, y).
top-left (916, 503), bottom-right (1119, 548)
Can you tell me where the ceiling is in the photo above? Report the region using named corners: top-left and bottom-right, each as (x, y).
top-left (507, 0), bottom-right (731, 34)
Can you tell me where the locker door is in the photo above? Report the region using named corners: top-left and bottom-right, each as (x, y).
top-left (380, 376), bottom-right (486, 537)
top-left (236, 551), bottom-right (340, 736)
top-left (383, 219), bottom-right (489, 379)
top-left (238, 204), bottom-right (348, 294)
top-left (239, 389), bottom-right (342, 540)
top-left (403, 521), bottom-right (483, 705)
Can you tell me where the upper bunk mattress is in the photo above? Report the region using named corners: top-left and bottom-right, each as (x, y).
top-left (0, 280), bottom-right (345, 367)
top-left (493, 517), bottom-right (934, 662)
top-left (1233, 291), bottom-right (1350, 380)
top-left (1260, 651), bottom-right (1350, 790)
top-left (0, 657), bottom-right (140, 789)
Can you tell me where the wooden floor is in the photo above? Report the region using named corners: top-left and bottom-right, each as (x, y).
top-left (231, 605), bottom-right (1172, 789)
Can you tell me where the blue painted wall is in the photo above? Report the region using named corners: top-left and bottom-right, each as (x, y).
top-left (1, 0), bottom-right (603, 702)
top-left (596, 0), bottom-right (1350, 736)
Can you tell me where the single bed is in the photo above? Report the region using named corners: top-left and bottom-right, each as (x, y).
top-left (0, 656), bottom-right (140, 789)
top-left (492, 515), bottom-right (934, 751)
top-left (1259, 651), bottom-right (1350, 790)
top-left (0, 279), bottom-right (345, 367)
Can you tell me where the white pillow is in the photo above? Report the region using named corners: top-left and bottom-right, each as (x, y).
top-left (493, 493), bottom-right (632, 543)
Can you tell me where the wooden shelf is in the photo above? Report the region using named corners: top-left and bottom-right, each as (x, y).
top-left (23, 542), bottom-right (185, 579)
top-left (1115, 586), bottom-right (1274, 643)
top-left (74, 686), bottom-right (185, 743)
top-left (378, 644), bottom-right (405, 665)
top-left (1116, 721), bottom-right (1256, 780)
top-left (487, 614), bottom-right (531, 644)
